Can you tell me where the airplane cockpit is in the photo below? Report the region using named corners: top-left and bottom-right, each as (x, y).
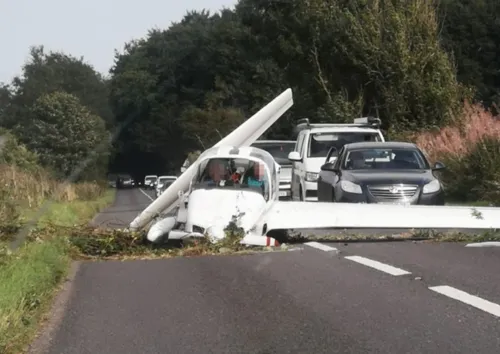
top-left (190, 146), bottom-right (279, 201)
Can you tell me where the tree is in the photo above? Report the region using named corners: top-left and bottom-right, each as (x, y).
top-left (109, 9), bottom-right (289, 176)
top-left (0, 84), bottom-right (13, 126)
top-left (438, 0), bottom-right (500, 111)
top-left (5, 46), bottom-right (114, 130)
top-left (236, 0), bottom-right (464, 131)
top-left (16, 92), bottom-right (110, 181)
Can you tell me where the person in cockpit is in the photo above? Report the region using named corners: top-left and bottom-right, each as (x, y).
top-left (244, 161), bottom-right (265, 187)
top-left (204, 159), bottom-right (228, 185)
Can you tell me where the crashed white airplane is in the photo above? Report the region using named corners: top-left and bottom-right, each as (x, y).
top-left (129, 88), bottom-right (500, 246)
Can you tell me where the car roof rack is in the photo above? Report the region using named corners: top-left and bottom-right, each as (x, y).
top-left (295, 117), bottom-right (382, 133)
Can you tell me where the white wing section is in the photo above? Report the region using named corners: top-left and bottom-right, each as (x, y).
top-left (129, 88), bottom-right (293, 231)
top-left (265, 202), bottom-right (500, 231)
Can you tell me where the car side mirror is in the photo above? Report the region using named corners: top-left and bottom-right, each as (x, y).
top-left (321, 162), bottom-right (338, 172)
top-left (180, 167), bottom-right (187, 173)
top-left (432, 161), bottom-right (446, 171)
top-left (288, 151), bottom-right (302, 162)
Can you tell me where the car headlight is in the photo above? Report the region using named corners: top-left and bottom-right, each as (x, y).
top-left (305, 172), bottom-right (318, 182)
top-left (340, 180), bottom-right (362, 194)
top-left (423, 180), bottom-right (440, 194)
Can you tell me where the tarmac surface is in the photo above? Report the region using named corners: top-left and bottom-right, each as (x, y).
top-left (31, 188), bottom-right (500, 354)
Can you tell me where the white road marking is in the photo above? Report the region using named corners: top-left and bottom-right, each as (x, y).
top-left (344, 255), bottom-right (411, 276)
top-left (429, 285), bottom-right (500, 318)
top-left (465, 241), bottom-right (500, 247)
top-left (139, 188), bottom-right (154, 201)
top-left (304, 242), bottom-right (338, 252)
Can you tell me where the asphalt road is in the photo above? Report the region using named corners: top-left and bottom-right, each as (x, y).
top-left (90, 187), bottom-right (155, 228)
top-left (32, 189), bottom-right (500, 354)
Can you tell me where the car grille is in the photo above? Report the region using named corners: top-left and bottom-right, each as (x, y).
top-left (367, 184), bottom-right (418, 201)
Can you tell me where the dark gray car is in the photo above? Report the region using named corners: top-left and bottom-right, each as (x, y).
top-left (317, 141), bottom-right (446, 205)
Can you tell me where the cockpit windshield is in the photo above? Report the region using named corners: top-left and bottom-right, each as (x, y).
top-left (192, 157), bottom-right (270, 198)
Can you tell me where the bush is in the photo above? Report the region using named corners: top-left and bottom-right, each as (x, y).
top-left (412, 102), bottom-right (500, 203)
top-left (15, 91), bottom-right (111, 181)
top-left (0, 130), bottom-right (41, 173)
top-left (0, 186), bottom-right (22, 241)
top-left (439, 138), bottom-right (500, 203)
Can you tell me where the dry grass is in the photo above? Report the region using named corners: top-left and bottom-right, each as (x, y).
top-left (414, 101), bottom-right (500, 163)
top-left (0, 164), bottom-right (105, 209)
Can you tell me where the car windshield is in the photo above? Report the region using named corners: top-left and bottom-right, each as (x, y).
top-left (145, 177), bottom-right (156, 182)
top-left (252, 142), bottom-right (295, 165)
top-left (308, 132), bottom-right (381, 158)
top-left (192, 157), bottom-right (270, 198)
top-left (342, 148), bottom-right (429, 170)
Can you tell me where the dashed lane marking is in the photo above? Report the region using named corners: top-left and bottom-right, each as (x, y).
top-left (139, 188), bottom-right (155, 202)
top-left (304, 242), bottom-right (338, 252)
top-left (344, 255), bottom-right (411, 276)
top-left (303, 242), bottom-right (500, 318)
top-left (429, 285), bottom-right (500, 318)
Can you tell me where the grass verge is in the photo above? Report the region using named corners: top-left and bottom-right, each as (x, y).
top-left (0, 189), bottom-right (115, 354)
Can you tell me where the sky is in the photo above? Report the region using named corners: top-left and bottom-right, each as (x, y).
top-left (0, 0), bottom-right (237, 83)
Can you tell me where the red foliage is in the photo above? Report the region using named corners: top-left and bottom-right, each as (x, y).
top-left (415, 101), bottom-right (500, 162)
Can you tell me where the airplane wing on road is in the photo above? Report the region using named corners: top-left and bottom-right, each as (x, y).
top-left (265, 201), bottom-right (500, 232)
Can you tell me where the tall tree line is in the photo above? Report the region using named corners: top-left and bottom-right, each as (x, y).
top-left (1, 0), bottom-right (499, 179)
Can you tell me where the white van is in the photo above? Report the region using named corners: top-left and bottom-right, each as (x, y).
top-left (288, 117), bottom-right (385, 201)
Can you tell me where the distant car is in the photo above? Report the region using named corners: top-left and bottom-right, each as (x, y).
top-left (317, 141), bottom-right (446, 205)
top-left (117, 174), bottom-right (134, 189)
top-left (155, 175), bottom-right (177, 197)
top-left (251, 140), bottom-right (295, 200)
top-left (155, 180), bottom-right (175, 199)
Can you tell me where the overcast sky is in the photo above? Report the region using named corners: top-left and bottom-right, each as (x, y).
top-left (0, 0), bottom-right (237, 83)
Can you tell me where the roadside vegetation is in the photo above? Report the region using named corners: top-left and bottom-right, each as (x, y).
top-left (412, 103), bottom-right (500, 205)
top-left (0, 48), bottom-right (114, 353)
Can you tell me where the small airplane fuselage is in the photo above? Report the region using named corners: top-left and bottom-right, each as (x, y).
top-left (147, 146), bottom-right (281, 244)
